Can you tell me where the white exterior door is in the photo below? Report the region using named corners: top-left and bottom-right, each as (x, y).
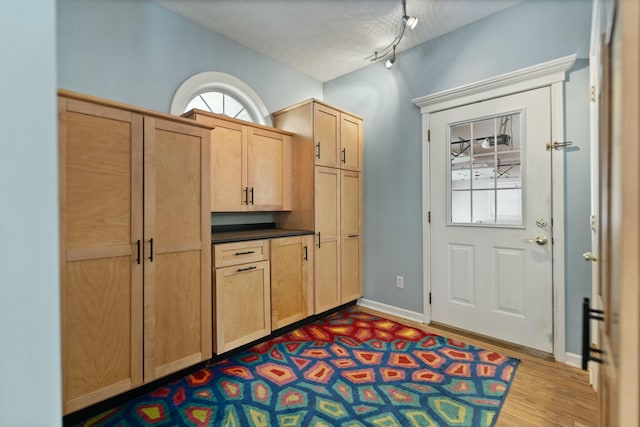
top-left (429, 87), bottom-right (553, 353)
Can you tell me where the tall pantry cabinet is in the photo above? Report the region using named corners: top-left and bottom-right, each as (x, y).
top-left (274, 99), bottom-right (363, 313)
top-left (58, 90), bottom-right (212, 414)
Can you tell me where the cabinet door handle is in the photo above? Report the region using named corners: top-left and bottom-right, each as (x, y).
top-left (148, 238), bottom-right (154, 262)
top-left (136, 240), bottom-right (141, 264)
top-left (244, 187), bottom-right (248, 205)
top-left (250, 187), bottom-right (254, 205)
top-left (235, 250), bottom-right (256, 255)
top-left (348, 234), bottom-right (359, 238)
top-left (304, 245), bottom-right (308, 261)
top-left (317, 232), bottom-right (321, 248)
top-left (316, 142), bottom-right (321, 159)
top-left (237, 266), bottom-right (257, 272)
top-left (342, 148), bottom-right (346, 163)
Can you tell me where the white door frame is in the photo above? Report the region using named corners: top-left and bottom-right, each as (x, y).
top-left (412, 54), bottom-right (577, 362)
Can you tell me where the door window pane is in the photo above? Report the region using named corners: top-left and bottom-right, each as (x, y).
top-left (449, 112), bottom-right (522, 226)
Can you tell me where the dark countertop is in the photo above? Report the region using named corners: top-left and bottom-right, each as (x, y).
top-left (211, 228), bottom-right (314, 244)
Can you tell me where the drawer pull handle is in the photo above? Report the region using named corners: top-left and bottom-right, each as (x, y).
top-left (136, 239), bottom-right (141, 264)
top-left (348, 234), bottom-right (359, 238)
top-left (235, 250), bottom-right (256, 256)
top-left (237, 266), bottom-right (257, 272)
top-left (304, 245), bottom-right (308, 261)
top-left (317, 232), bottom-right (321, 248)
top-left (316, 142), bottom-right (321, 159)
top-left (149, 238), bottom-right (154, 262)
top-left (342, 148), bottom-right (346, 163)
top-left (244, 187), bottom-right (249, 205)
top-left (250, 187), bottom-right (254, 205)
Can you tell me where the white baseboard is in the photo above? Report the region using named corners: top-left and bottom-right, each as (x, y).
top-left (357, 298), bottom-right (424, 323)
top-left (565, 352), bottom-right (582, 369)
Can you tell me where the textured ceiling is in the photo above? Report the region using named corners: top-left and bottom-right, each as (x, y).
top-left (154, 0), bottom-right (521, 82)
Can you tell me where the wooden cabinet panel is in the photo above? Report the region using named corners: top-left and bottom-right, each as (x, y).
top-left (340, 114), bottom-right (363, 172)
top-left (143, 117), bottom-right (212, 382)
top-left (64, 257), bottom-right (138, 413)
top-left (316, 167), bottom-right (340, 238)
top-left (59, 92), bottom-right (212, 413)
top-left (341, 170), bottom-right (363, 302)
top-left (215, 260), bottom-right (271, 353)
top-left (59, 98), bottom-right (143, 414)
top-left (271, 236), bottom-right (313, 329)
top-left (314, 103), bottom-right (340, 168)
top-left (315, 240), bottom-right (340, 313)
top-left (214, 240), bottom-right (269, 268)
top-left (315, 166), bottom-right (341, 313)
top-left (247, 128), bottom-right (292, 210)
top-left (209, 120), bottom-right (246, 212)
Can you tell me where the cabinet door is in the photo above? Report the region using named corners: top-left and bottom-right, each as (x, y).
top-left (314, 166), bottom-right (341, 313)
top-left (341, 170), bottom-right (363, 303)
top-left (143, 117), bottom-right (212, 382)
top-left (270, 236), bottom-right (313, 329)
top-left (313, 104), bottom-right (340, 168)
top-left (59, 98), bottom-right (143, 414)
top-left (215, 260), bottom-right (271, 353)
top-left (340, 113), bottom-right (363, 172)
top-left (210, 119), bottom-right (247, 211)
top-left (247, 128), bottom-right (292, 210)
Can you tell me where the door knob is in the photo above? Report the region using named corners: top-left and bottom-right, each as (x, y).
top-left (524, 235), bottom-right (548, 245)
top-left (583, 252), bottom-right (597, 262)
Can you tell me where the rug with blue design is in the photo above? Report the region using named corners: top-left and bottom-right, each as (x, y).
top-left (77, 307), bottom-right (519, 426)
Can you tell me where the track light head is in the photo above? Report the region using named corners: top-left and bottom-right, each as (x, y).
top-left (385, 56), bottom-right (395, 69)
top-left (385, 47), bottom-right (396, 69)
top-left (403, 15), bottom-right (418, 30)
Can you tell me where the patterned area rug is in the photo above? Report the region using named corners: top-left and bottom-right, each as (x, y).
top-left (77, 308), bottom-right (519, 427)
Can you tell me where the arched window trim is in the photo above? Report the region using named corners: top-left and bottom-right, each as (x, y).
top-left (170, 71), bottom-right (272, 126)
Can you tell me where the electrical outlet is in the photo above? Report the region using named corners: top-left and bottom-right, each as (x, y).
top-left (396, 276), bottom-right (404, 288)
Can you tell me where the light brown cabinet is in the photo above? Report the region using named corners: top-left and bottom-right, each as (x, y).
top-left (59, 91), bottom-right (212, 414)
top-left (312, 102), bottom-right (363, 171)
top-left (274, 99), bottom-right (364, 314)
top-left (340, 170), bottom-right (363, 303)
top-left (270, 235), bottom-right (314, 329)
top-left (183, 109), bottom-right (292, 212)
top-left (213, 240), bottom-right (271, 353)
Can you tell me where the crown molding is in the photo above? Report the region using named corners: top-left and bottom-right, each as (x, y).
top-left (412, 54), bottom-right (577, 113)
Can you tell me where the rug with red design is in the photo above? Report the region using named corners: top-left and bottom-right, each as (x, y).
top-left (76, 307), bottom-right (519, 426)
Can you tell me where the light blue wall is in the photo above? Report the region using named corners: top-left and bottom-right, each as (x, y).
top-left (0, 1), bottom-right (61, 426)
top-left (57, 0), bottom-right (322, 115)
top-left (324, 0), bottom-right (592, 354)
top-left (57, 0), bottom-right (322, 227)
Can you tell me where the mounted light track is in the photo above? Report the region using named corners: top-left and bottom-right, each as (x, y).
top-left (365, 0), bottom-right (418, 69)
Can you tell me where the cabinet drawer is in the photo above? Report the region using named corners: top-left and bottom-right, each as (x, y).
top-left (214, 240), bottom-right (269, 268)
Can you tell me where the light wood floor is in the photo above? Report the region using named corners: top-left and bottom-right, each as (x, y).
top-left (356, 306), bottom-right (598, 427)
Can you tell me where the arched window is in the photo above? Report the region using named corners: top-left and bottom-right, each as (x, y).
top-left (170, 72), bottom-right (272, 126)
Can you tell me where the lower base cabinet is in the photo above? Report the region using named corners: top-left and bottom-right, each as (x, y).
top-left (213, 242), bottom-right (271, 353)
top-left (270, 235), bottom-right (313, 330)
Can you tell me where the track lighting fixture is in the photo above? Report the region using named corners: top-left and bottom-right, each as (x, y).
top-left (366, 0), bottom-right (418, 69)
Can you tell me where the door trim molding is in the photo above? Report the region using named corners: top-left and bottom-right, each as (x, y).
top-left (413, 54), bottom-right (577, 363)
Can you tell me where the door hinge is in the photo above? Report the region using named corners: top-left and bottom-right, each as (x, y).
top-left (428, 211), bottom-right (431, 223)
top-left (429, 292), bottom-right (432, 305)
top-left (427, 129), bottom-right (431, 142)
top-left (590, 85), bottom-right (596, 102)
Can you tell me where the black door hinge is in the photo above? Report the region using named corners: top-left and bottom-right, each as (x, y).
top-left (429, 292), bottom-right (432, 305)
top-left (428, 211), bottom-right (431, 223)
top-left (427, 129), bottom-right (431, 142)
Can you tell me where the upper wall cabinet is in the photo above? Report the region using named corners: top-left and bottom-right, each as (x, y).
top-left (183, 110), bottom-right (292, 212)
top-left (311, 101), bottom-right (363, 171)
